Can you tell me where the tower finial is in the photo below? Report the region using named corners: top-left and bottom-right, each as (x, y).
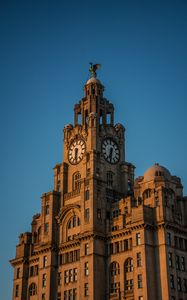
top-left (89, 63), bottom-right (101, 78)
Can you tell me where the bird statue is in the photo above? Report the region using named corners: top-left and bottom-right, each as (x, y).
top-left (89, 63), bottom-right (101, 78)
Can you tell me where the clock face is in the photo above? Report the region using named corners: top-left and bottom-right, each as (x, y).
top-left (68, 139), bottom-right (86, 165)
top-left (102, 138), bottom-right (120, 164)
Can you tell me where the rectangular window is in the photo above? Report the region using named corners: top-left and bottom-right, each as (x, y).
top-left (73, 288), bottom-right (77, 300)
top-left (84, 262), bottom-right (89, 276)
top-left (57, 292), bottom-right (61, 300)
top-left (85, 189), bottom-right (89, 200)
top-left (44, 223), bottom-right (49, 234)
top-left (137, 252), bottom-right (142, 267)
top-left (30, 266), bottom-right (34, 277)
top-left (114, 242), bottom-right (119, 253)
top-left (138, 274), bottom-right (143, 288)
top-left (64, 270), bottom-right (69, 284)
top-left (174, 236), bottom-right (178, 248)
top-left (42, 294), bottom-right (45, 300)
top-left (129, 238), bottom-right (132, 250)
top-left (179, 238), bottom-right (183, 249)
top-left (110, 282), bottom-right (120, 293)
top-left (170, 274), bottom-right (175, 289)
top-left (97, 208), bottom-right (101, 219)
top-left (58, 254), bottom-right (62, 265)
top-left (85, 208), bottom-right (90, 221)
top-left (181, 256), bottom-right (185, 271)
top-left (168, 252), bottom-right (173, 267)
top-left (35, 265), bottom-right (38, 276)
top-left (16, 267), bottom-right (20, 279)
top-left (15, 285), bottom-right (19, 297)
top-left (113, 210), bottom-right (119, 218)
top-left (136, 233), bottom-right (141, 246)
top-left (68, 289), bottom-right (72, 299)
top-left (43, 255), bottom-right (47, 268)
top-left (42, 273), bottom-right (47, 287)
top-left (69, 269), bottom-right (73, 282)
top-left (177, 277), bottom-right (182, 291)
top-left (45, 205), bottom-right (49, 215)
top-left (185, 239), bottom-right (187, 250)
top-left (107, 171), bottom-right (113, 187)
top-left (73, 268), bottom-right (77, 282)
top-left (85, 243), bottom-right (89, 255)
top-left (176, 255), bottom-right (180, 270)
top-left (84, 283), bottom-right (89, 296)
top-left (86, 168), bottom-right (90, 176)
top-left (58, 272), bottom-right (61, 286)
top-left (74, 249), bottom-right (80, 261)
top-left (30, 264), bottom-right (38, 276)
top-left (57, 180), bottom-right (61, 191)
top-left (70, 251), bottom-right (74, 263)
top-left (139, 297), bottom-right (143, 300)
top-left (125, 279), bottom-right (133, 291)
top-left (167, 232), bottom-right (171, 246)
top-left (107, 113), bottom-right (111, 124)
top-left (124, 239), bottom-right (128, 251)
top-left (64, 291), bottom-right (68, 300)
top-left (183, 278), bottom-right (187, 293)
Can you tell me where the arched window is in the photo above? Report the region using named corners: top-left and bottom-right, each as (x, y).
top-left (110, 261), bottom-right (120, 276)
top-left (124, 258), bottom-right (133, 272)
top-left (143, 189), bottom-right (151, 200)
top-left (73, 172), bottom-right (81, 190)
top-left (29, 283), bottom-right (37, 296)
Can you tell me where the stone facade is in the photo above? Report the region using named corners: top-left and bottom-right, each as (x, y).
top-left (10, 74), bottom-right (187, 300)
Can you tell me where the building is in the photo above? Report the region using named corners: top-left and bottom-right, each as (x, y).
top-left (10, 66), bottom-right (187, 300)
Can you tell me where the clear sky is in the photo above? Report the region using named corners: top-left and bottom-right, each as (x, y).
top-left (1, 0), bottom-right (187, 298)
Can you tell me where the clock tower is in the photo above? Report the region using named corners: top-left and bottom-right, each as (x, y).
top-left (53, 65), bottom-right (135, 299)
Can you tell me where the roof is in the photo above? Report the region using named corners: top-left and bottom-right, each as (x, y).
top-left (143, 163), bottom-right (171, 182)
top-left (86, 77), bottom-right (102, 85)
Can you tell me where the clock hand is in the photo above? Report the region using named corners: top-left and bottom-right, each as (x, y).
top-left (75, 148), bottom-right (78, 160)
top-left (109, 147), bottom-right (113, 161)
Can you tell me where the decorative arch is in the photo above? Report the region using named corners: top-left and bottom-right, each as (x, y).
top-left (57, 204), bottom-right (81, 243)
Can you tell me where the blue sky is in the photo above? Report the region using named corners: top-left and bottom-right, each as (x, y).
top-left (1, 0), bottom-right (187, 298)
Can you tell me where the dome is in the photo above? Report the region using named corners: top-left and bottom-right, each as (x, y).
top-left (86, 77), bottom-right (102, 85)
top-left (143, 163), bottom-right (171, 182)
